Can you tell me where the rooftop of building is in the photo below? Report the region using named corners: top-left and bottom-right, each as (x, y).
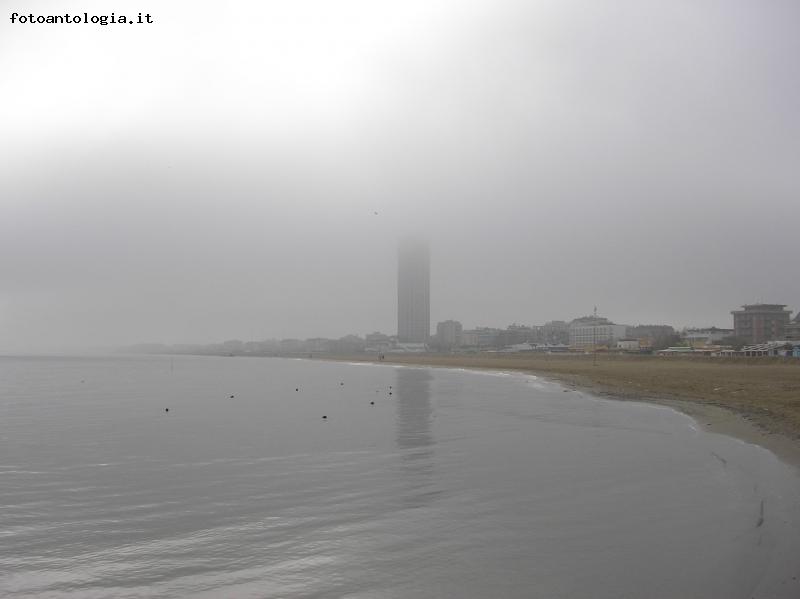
top-left (741, 341), bottom-right (799, 351)
top-left (570, 316), bottom-right (614, 326)
top-left (732, 304), bottom-right (791, 312)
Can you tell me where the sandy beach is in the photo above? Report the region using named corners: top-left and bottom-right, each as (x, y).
top-left (320, 352), bottom-right (800, 467)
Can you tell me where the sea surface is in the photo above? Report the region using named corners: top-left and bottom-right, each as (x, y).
top-left (1, 355), bottom-right (799, 598)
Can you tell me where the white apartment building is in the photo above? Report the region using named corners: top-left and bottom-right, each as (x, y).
top-left (569, 317), bottom-right (627, 349)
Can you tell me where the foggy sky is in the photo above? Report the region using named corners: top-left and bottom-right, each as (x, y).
top-left (2, 0), bottom-right (799, 352)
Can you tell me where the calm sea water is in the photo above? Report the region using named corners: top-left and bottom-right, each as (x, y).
top-left (1, 355), bottom-right (799, 598)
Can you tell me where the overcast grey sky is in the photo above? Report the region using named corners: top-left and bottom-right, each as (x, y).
top-left (2, 0), bottom-right (799, 351)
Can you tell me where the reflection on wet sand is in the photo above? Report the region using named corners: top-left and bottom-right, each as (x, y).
top-left (394, 368), bottom-right (439, 507)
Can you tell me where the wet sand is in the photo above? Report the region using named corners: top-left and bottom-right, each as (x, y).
top-left (320, 353), bottom-right (800, 468)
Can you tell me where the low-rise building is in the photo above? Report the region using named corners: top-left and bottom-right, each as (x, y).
top-left (365, 332), bottom-right (393, 352)
top-left (683, 327), bottom-right (734, 348)
top-left (461, 327), bottom-right (501, 348)
top-left (657, 346), bottom-right (696, 356)
top-left (497, 324), bottom-right (539, 347)
top-left (740, 342), bottom-right (799, 357)
top-left (498, 342), bottom-right (536, 353)
top-left (626, 324), bottom-right (677, 350)
top-left (388, 343), bottom-right (428, 353)
top-left (616, 339), bottom-right (641, 351)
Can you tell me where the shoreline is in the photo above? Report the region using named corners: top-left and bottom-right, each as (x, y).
top-left (314, 353), bottom-right (800, 470)
top-left (569, 383), bottom-right (800, 471)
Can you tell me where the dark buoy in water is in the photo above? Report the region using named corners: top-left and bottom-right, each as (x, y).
top-left (165, 408), bottom-right (169, 412)
top-left (230, 395), bottom-right (235, 398)
top-left (295, 388), bottom-right (299, 392)
top-left (389, 392), bottom-right (392, 396)
top-left (340, 382), bottom-right (344, 386)
top-left (370, 401), bottom-right (375, 405)
top-left (322, 415), bottom-right (327, 419)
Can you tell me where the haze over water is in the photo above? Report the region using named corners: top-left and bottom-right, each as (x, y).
top-left (4, 1), bottom-right (800, 352)
top-left (2, 355), bottom-right (799, 598)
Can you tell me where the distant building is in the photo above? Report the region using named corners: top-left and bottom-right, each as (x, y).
top-left (499, 343), bottom-right (536, 353)
top-left (732, 304), bottom-right (792, 344)
top-left (365, 331), bottom-right (391, 344)
top-left (569, 316), bottom-right (627, 349)
top-left (541, 321), bottom-right (570, 345)
top-left (306, 338), bottom-right (333, 352)
top-left (331, 335), bottom-right (366, 353)
top-left (683, 327), bottom-right (734, 348)
top-left (222, 339), bottom-right (244, 353)
top-left (616, 339), bottom-right (640, 351)
top-left (460, 330), bottom-right (479, 347)
top-left (626, 324), bottom-right (677, 350)
top-left (657, 346), bottom-right (697, 356)
top-left (785, 313), bottom-right (800, 341)
top-left (461, 327), bottom-right (501, 348)
top-left (365, 332), bottom-right (393, 353)
top-left (388, 343), bottom-right (427, 353)
top-left (435, 320), bottom-right (462, 349)
top-left (498, 324), bottom-right (539, 348)
top-left (279, 338), bottom-right (304, 352)
top-left (364, 331), bottom-right (392, 345)
top-left (740, 342), bottom-right (799, 357)
top-left (397, 239), bottom-right (430, 343)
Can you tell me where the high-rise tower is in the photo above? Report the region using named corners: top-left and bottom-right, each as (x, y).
top-left (397, 239), bottom-right (430, 343)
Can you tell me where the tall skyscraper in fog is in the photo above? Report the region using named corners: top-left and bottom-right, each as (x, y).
top-left (397, 239), bottom-right (430, 343)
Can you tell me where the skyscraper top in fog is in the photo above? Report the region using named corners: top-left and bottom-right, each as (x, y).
top-left (397, 238), bottom-right (430, 343)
